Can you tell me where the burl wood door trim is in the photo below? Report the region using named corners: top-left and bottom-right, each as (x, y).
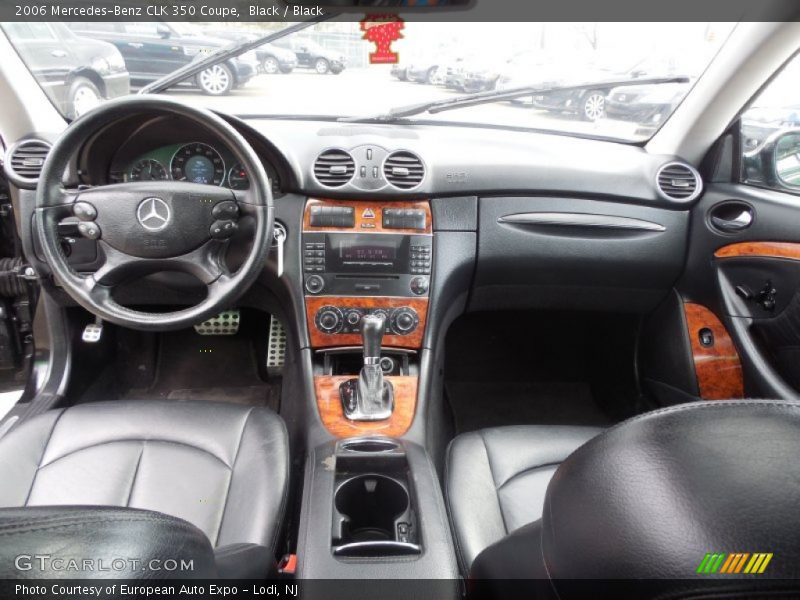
top-left (314, 375), bottom-right (417, 438)
top-left (305, 295), bottom-right (428, 349)
top-left (715, 241), bottom-right (800, 261)
top-left (303, 198), bottom-right (433, 235)
top-left (683, 302), bottom-right (744, 400)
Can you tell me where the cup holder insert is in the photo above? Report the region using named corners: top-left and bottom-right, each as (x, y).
top-left (335, 475), bottom-right (409, 543)
top-left (341, 439), bottom-right (400, 453)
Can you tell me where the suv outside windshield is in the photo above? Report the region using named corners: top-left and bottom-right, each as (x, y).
top-left (2, 21), bottom-right (737, 142)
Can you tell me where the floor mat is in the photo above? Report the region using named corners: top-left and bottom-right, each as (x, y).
top-left (446, 381), bottom-right (611, 433)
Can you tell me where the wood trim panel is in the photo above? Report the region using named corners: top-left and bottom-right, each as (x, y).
top-left (683, 302), bottom-right (744, 400)
top-left (303, 198), bottom-right (432, 235)
top-left (306, 296), bottom-right (428, 349)
top-left (715, 242), bottom-right (800, 261)
top-left (315, 375), bottom-right (417, 438)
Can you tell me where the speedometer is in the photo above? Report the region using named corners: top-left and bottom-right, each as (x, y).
top-left (171, 143), bottom-right (225, 186)
top-left (130, 159), bottom-right (167, 182)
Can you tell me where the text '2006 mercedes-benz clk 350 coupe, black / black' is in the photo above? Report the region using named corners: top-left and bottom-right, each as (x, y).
top-left (0, 1), bottom-right (799, 599)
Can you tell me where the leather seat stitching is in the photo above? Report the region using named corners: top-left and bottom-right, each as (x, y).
top-left (23, 409), bottom-right (66, 507)
top-left (37, 438), bottom-right (233, 470)
top-left (496, 461), bottom-right (561, 491)
top-left (124, 444), bottom-right (146, 507)
top-left (213, 407), bottom-right (254, 547)
top-left (478, 430), bottom-right (510, 534)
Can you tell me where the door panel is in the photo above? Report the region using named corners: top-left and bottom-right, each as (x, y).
top-left (680, 182), bottom-right (800, 400)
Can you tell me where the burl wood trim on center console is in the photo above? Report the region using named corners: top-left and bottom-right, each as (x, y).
top-left (715, 241), bottom-right (800, 261)
top-left (315, 375), bottom-right (417, 438)
top-left (306, 296), bottom-right (428, 349)
top-left (683, 302), bottom-right (744, 400)
top-left (303, 198), bottom-right (433, 235)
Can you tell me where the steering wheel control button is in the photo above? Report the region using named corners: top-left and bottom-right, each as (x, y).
top-left (410, 276), bottom-right (429, 296)
top-left (210, 219), bottom-right (238, 240)
top-left (77, 222), bottom-right (101, 240)
top-left (211, 201), bottom-right (239, 221)
top-left (315, 306), bottom-right (344, 334)
top-left (73, 202), bottom-right (97, 221)
top-left (305, 274), bottom-right (325, 295)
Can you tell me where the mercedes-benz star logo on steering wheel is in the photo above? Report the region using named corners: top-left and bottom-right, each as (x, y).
top-left (137, 197), bottom-right (171, 232)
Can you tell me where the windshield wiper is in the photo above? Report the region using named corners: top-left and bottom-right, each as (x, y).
top-left (340, 76), bottom-right (691, 122)
top-left (138, 13), bottom-right (337, 95)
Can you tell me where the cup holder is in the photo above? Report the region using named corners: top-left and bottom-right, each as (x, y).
top-left (340, 438), bottom-right (400, 453)
top-left (335, 475), bottom-right (409, 543)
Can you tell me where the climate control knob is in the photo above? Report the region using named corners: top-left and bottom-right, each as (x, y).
top-left (390, 307), bottom-right (419, 335)
top-left (315, 306), bottom-right (344, 334)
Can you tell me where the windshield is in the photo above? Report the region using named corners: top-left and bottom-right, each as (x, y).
top-left (2, 21), bottom-right (736, 142)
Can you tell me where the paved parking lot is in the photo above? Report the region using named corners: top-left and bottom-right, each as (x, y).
top-left (165, 67), bottom-right (643, 140)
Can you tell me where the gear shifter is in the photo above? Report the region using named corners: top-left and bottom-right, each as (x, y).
top-left (340, 314), bottom-right (394, 421)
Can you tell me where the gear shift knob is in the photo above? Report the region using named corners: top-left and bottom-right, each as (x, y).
top-left (362, 313), bottom-right (385, 365)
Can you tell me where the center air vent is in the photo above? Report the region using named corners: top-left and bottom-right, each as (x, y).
top-left (384, 151), bottom-right (425, 190)
top-left (314, 149), bottom-right (355, 188)
top-left (656, 162), bottom-right (702, 202)
top-left (5, 139), bottom-right (51, 189)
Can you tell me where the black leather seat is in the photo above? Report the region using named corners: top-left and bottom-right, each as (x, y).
top-left (461, 401), bottom-right (800, 599)
top-left (445, 425), bottom-right (602, 573)
top-left (0, 401), bottom-right (289, 579)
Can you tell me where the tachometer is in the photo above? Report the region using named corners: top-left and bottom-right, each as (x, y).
top-left (227, 162), bottom-right (250, 191)
top-left (130, 159), bottom-right (167, 182)
top-left (171, 143), bottom-right (225, 186)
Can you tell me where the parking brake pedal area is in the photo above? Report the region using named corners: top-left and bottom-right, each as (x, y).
top-left (194, 310), bottom-right (240, 336)
top-left (267, 315), bottom-right (287, 375)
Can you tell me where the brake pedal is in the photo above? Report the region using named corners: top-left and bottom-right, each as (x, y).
top-left (267, 315), bottom-right (287, 376)
top-left (82, 318), bottom-right (103, 343)
top-left (194, 310), bottom-right (240, 336)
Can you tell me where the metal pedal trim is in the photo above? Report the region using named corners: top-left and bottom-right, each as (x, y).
top-left (267, 315), bottom-right (287, 374)
top-left (194, 310), bottom-right (240, 336)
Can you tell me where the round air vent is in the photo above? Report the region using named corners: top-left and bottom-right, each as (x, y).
top-left (4, 139), bottom-right (52, 189)
top-left (313, 149), bottom-right (355, 188)
top-left (656, 162), bottom-right (702, 202)
top-left (384, 151), bottom-right (425, 190)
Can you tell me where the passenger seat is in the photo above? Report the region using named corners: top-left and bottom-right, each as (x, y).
top-left (445, 425), bottom-right (602, 574)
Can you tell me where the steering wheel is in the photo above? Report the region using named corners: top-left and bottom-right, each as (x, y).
top-left (35, 96), bottom-right (273, 331)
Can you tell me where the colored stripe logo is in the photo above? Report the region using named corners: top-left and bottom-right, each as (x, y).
top-left (697, 553), bottom-right (773, 574)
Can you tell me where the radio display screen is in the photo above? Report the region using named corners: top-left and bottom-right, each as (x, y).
top-left (327, 234), bottom-right (408, 272)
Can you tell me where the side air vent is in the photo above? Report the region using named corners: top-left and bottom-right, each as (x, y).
top-left (384, 151), bottom-right (425, 190)
top-left (314, 149), bottom-right (355, 187)
top-left (5, 139), bottom-right (51, 189)
top-left (656, 162), bottom-right (702, 202)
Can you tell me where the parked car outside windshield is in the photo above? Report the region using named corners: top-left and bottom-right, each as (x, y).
top-left (4, 21), bottom-right (739, 142)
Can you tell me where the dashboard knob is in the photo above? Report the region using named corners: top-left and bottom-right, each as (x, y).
top-left (305, 274), bottom-right (325, 294)
top-left (410, 276), bottom-right (429, 296)
top-left (346, 310), bottom-right (362, 326)
top-left (316, 306), bottom-right (343, 334)
top-left (390, 307), bottom-right (418, 335)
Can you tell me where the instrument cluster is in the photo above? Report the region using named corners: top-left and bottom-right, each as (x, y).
top-left (120, 141), bottom-right (282, 195)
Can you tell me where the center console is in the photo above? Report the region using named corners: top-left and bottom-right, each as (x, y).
top-left (303, 198), bottom-right (432, 439)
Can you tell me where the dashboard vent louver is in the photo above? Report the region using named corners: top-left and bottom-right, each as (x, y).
top-left (6, 140), bottom-right (51, 186)
top-left (656, 162), bottom-right (702, 202)
top-left (384, 151), bottom-right (425, 189)
top-left (314, 149), bottom-right (355, 187)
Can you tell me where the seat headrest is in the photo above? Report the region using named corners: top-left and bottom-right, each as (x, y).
top-left (542, 400), bottom-right (800, 594)
top-left (0, 506), bottom-right (217, 579)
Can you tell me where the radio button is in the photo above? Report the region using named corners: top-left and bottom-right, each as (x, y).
top-left (305, 275), bottom-right (325, 294)
top-left (410, 276), bottom-right (429, 296)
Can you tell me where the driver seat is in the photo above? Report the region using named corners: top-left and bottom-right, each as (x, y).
top-left (0, 400), bottom-right (289, 579)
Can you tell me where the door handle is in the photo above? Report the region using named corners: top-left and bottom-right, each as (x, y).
top-left (709, 202), bottom-right (754, 233)
top-left (50, 50), bottom-right (67, 58)
top-left (127, 42), bottom-right (144, 49)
